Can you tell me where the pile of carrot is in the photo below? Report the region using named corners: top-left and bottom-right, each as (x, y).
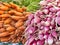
top-left (0, 2), bottom-right (31, 43)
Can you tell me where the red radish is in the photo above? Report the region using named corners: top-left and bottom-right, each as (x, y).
top-left (44, 21), bottom-right (50, 26)
top-left (37, 39), bottom-right (44, 45)
top-left (56, 17), bottom-right (60, 25)
top-left (28, 27), bottom-right (35, 34)
top-left (49, 7), bottom-right (56, 12)
top-left (51, 30), bottom-right (57, 39)
top-left (56, 11), bottom-right (60, 17)
top-left (34, 16), bottom-right (40, 23)
top-left (38, 34), bottom-right (44, 40)
top-left (30, 39), bottom-right (37, 45)
top-left (28, 14), bottom-right (34, 20)
top-left (43, 9), bottom-right (49, 14)
top-left (44, 26), bottom-right (49, 32)
top-left (48, 34), bottom-right (53, 45)
top-left (39, 1), bottom-right (47, 6)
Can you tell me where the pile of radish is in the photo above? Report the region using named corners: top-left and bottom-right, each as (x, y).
top-left (24, 0), bottom-right (60, 45)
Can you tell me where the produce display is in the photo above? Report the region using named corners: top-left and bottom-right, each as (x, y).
top-left (0, 0), bottom-right (60, 45)
top-left (0, 2), bottom-right (31, 43)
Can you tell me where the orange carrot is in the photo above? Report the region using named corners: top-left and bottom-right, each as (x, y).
top-left (4, 18), bottom-right (12, 24)
top-left (9, 31), bottom-right (15, 35)
top-left (15, 20), bottom-right (24, 27)
top-left (0, 28), bottom-right (6, 33)
top-left (16, 7), bottom-right (24, 12)
top-left (14, 11), bottom-right (23, 16)
top-left (3, 3), bottom-right (11, 7)
top-left (0, 21), bottom-right (3, 28)
top-left (0, 10), bottom-right (4, 14)
top-left (0, 14), bottom-right (10, 18)
top-left (0, 36), bottom-right (10, 42)
top-left (10, 2), bottom-right (18, 9)
top-left (6, 26), bottom-right (15, 32)
top-left (0, 32), bottom-right (10, 37)
top-left (10, 16), bottom-right (20, 21)
top-left (0, 5), bottom-right (9, 11)
top-left (8, 10), bottom-right (23, 16)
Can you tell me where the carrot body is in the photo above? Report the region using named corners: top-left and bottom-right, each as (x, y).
top-left (16, 8), bottom-right (24, 12)
top-left (0, 6), bottom-right (9, 11)
top-left (10, 16), bottom-right (20, 21)
top-left (10, 2), bottom-right (18, 9)
top-left (0, 14), bottom-right (10, 18)
top-left (0, 32), bottom-right (10, 37)
top-left (4, 18), bottom-right (12, 24)
top-left (0, 28), bottom-right (5, 33)
top-left (15, 20), bottom-right (24, 27)
top-left (0, 37), bottom-right (10, 42)
top-left (6, 26), bottom-right (15, 32)
top-left (3, 3), bottom-right (11, 7)
top-left (8, 10), bottom-right (23, 16)
top-left (0, 21), bottom-right (3, 28)
top-left (0, 10), bottom-right (4, 14)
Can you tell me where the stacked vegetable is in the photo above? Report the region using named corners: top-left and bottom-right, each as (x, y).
top-left (0, 2), bottom-right (31, 43)
top-left (24, 0), bottom-right (60, 45)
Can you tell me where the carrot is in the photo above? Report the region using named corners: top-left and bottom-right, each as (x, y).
top-left (10, 21), bottom-right (15, 26)
top-left (0, 10), bottom-right (4, 14)
top-left (6, 26), bottom-right (15, 32)
top-left (19, 26), bottom-right (25, 30)
top-left (4, 18), bottom-right (12, 24)
top-left (15, 20), bottom-right (24, 27)
top-left (25, 12), bottom-right (31, 15)
top-left (10, 16), bottom-right (20, 21)
top-left (8, 10), bottom-right (23, 16)
top-left (4, 24), bottom-right (11, 28)
top-left (0, 5), bottom-right (9, 11)
top-left (0, 14), bottom-right (10, 18)
top-left (3, 3), bottom-right (11, 7)
top-left (0, 32), bottom-right (10, 37)
top-left (10, 2), bottom-right (18, 9)
top-left (12, 39), bottom-right (17, 43)
top-left (16, 7), bottom-right (24, 12)
top-left (0, 21), bottom-right (3, 28)
top-left (14, 11), bottom-right (23, 16)
top-left (0, 28), bottom-right (6, 33)
top-left (9, 31), bottom-right (15, 35)
top-left (0, 36), bottom-right (10, 42)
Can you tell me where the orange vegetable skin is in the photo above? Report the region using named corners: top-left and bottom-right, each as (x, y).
top-left (0, 14), bottom-right (10, 18)
top-left (15, 20), bottom-right (24, 27)
top-left (16, 8), bottom-right (24, 12)
top-left (0, 21), bottom-right (3, 28)
top-left (4, 18), bottom-right (12, 24)
top-left (3, 3), bottom-right (11, 7)
top-left (0, 5), bottom-right (9, 11)
top-left (0, 10), bottom-right (4, 14)
top-left (0, 28), bottom-right (6, 33)
top-left (0, 37), bottom-right (10, 42)
top-left (8, 10), bottom-right (23, 16)
top-left (10, 2), bottom-right (18, 9)
top-left (0, 32), bottom-right (10, 37)
top-left (10, 16), bottom-right (20, 21)
top-left (6, 26), bottom-right (15, 32)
